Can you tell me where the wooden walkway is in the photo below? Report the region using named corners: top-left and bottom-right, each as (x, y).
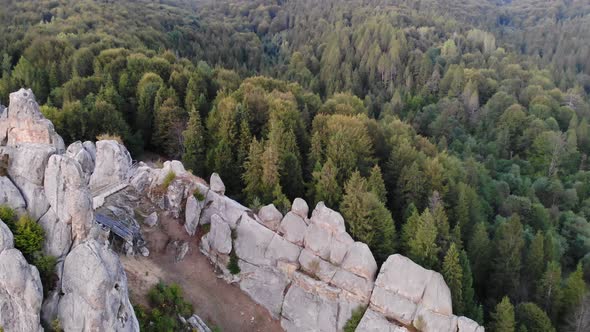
top-left (95, 213), bottom-right (140, 243)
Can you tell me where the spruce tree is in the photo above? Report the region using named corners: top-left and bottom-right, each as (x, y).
top-left (407, 209), bottom-right (440, 269)
top-left (536, 261), bottom-right (563, 322)
top-left (182, 107), bottom-right (205, 175)
top-left (443, 243), bottom-right (464, 314)
top-left (491, 296), bottom-right (516, 332)
top-left (367, 165), bottom-right (387, 203)
top-left (491, 215), bottom-right (525, 301)
top-left (312, 158), bottom-right (342, 208)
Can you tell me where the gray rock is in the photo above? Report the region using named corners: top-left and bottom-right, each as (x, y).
top-left (413, 306), bottom-right (458, 332)
top-left (206, 214), bottom-right (232, 255)
top-left (38, 208), bottom-right (72, 258)
top-left (239, 261), bottom-right (289, 318)
top-left (0, 218), bottom-right (14, 252)
top-left (303, 222), bottom-right (333, 260)
top-left (341, 242), bottom-right (378, 281)
top-left (291, 197), bottom-right (309, 218)
top-left (298, 248), bottom-right (338, 283)
top-left (257, 204), bottom-right (283, 231)
top-left (234, 212), bottom-right (274, 266)
top-left (187, 314), bottom-right (212, 332)
top-left (129, 166), bottom-right (152, 193)
top-left (185, 194), bottom-right (204, 236)
top-left (44, 154), bottom-right (93, 246)
top-left (58, 239), bottom-right (139, 331)
top-left (309, 202), bottom-right (346, 234)
top-left (0, 248), bottom-right (43, 332)
top-left (82, 141), bottom-right (96, 161)
top-left (328, 231), bottom-right (354, 266)
top-left (139, 246), bottom-right (150, 257)
top-left (356, 308), bottom-right (409, 332)
top-left (0, 89), bottom-right (64, 151)
top-left (210, 172), bottom-right (225, 195)
top-left (143, 212), bottom-right (158, 227)
top-left (331, 269), bottom-right (373, 302)
top-left (176, 241), bottom-right (190, 262)
top-left (278, 212), bottom-right (308, 246)
top-left (0, 176), bottom-right (26, 213)
top-left (66, 141), bottom-right (95, 179)
top-left (89, 140), bottom-right (132, 192)
top-left (264, 234), bottom-right (302, 265)
top-left (375, 255), bottom-right (433, 303)
top-left (370, 285), bottom-right (418, 325)
top-left (422, 272), bottom-right (453, 316)
top-left (457, 316), bottom-right (483, 332)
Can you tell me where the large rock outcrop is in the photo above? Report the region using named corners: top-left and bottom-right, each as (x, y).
top-left (89, 140), bottom-right (132, 192)
top-left (0, 218), bottom-right (44, 332)
top-left (58, 232), bottom-right (139, 331)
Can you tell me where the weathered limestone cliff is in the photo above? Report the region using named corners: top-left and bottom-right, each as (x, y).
top-left (0, 89), bottom-right (138, 331)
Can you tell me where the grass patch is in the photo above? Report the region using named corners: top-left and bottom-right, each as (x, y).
top-left (161, 171), bottom-right (176, 189)
top-left (193, 190), bottom-right (205, 201)
top-left (343, 306), bottom-right (367, 332)
top-left (96, 133), bottom-right (123, 144)
top-left (227, 229), bottom-right (240, 274)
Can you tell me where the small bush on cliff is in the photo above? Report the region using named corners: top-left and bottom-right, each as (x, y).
top-left (162, 171), bottom-right (176, 189)
top-left (227, 229), bottom-right (240, 274)
top-left (136, 282), bottom-right (194, 331)
top-left (96, 133), bottom-right (123, 144)
top-left (343, 306), bottom-right (367, 332)
top-left (0, 205), bottom-right (16, 228)
top-left (193, 190), bottom-right (205, 201)
top-left (13, 214), bottom-right (44, 259)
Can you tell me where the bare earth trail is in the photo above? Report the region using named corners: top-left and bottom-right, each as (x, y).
top-left (121, 213), bottom-right (283, 332)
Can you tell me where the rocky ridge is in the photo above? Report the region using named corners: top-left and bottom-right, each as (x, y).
top-left (129, 152), bottom-right (485, 332)
top-left (0, 89), bottom-right (138, 331)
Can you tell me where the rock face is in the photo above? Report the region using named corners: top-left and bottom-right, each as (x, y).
top-left (191, 173), bottom-right (485, 332)
top-left (0, 219), bottom-right (44, 332)
top-left (0, 89), bottom-right (64, 151)
top-left (89, 140), bottom-right (132, 192)
top-left (185, 194), bottom-right (205, 236)
top-left (44, 154), bottom-right (94, 251)
top-left (0, 89), bottom-right (140, 331)
top-left (58, 238), bottom-right (139, 331)
top-left (210, 172), bottom-right (225, 195)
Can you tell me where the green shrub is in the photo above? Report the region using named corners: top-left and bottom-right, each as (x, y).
top-left (161, 171), bottom-right (176, 189)
top-left (201, 223), bottom-right (211, 234)
top-left (193, 190), bottom-right (205, 201)
top-left (51, 319), bottom-right (63, 332)
top-left (136, 283), bottom-right (194, 332)
top-left (13, 215), bottom-right (44, 260)
top-left (0, 205), bottom-right (16, 228)
top-left (344, 307), bottom-right (367, 332)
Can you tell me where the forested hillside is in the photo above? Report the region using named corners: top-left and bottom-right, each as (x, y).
top-left (1, 0), bottom-right (590, 330)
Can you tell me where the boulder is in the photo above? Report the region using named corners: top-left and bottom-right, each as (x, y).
top-left (209, 172), bottom-right (225, 195)
top-left (331, 269), bottom-right (373, 302)
top-left (89, 140), bottom-right (132, 192)
top-left (129, 166), bottom-right (153, 193)
top-left (0, 218), bottom-right (14, 252)
top-left (199, 186), bottom-right (248, 228)
top-left (374, 255), bottom-right (434, 303)
top-left (238, 261), bottom-right (289, 318)
top-left (82, 141), bottom-right (96, 162)
top-left (58, 239), bottom-right (139, 331)
top-left (309, 202), bottom-right (346, 234)
top-left (291, 197), bottom-right (309, 218)
top-left (265, 234), bottom-right (302, 265)
top-left (185, 194), bottom-right (204, 236)
top-left (278, 212), bottom-right (308, 246)
top-left (0, 176), bottom-right (26, 213)
top-left (257, 204), bottom-right (283, 231)
top-left (38, 208), bottom-right (72, 258)
top-left (176, 241), bottom-right (190, 262)
top-left (0, 88), bottom-right (64, 151)
top-left (0, 247), bottom-right (44, 332)
top-left (457, 316), bottom-right (484, 332)
top-left (298, 248), bottom-right (338, 283)
top-left (341, 242), bottom-right (378, 281)
top-left (370, 285), bottom-right (418, 325)
top-left (303, 222), bottom-right (333, 260)
top-left (234, 212), bottom-right (274, 266)
top-left (356, 309), bottom-right (409, 332)
top-left (421, 272), bottom-right (453, 315)
top-left (328, 231), bottom-right (354, 266)
top-left (413, 306), bottom-right (458, 332)
top-left (206, 214), bottom-right (232, 255)
top-left (154, 160), bottom-right (187, 186)
top-left (143, 212), bottom-right (158, 227)
top-left (65, 141), bottom-right (95, 179)
top-left (44, 154), bottom-right (93, 246)
top-left (0, 144), bottom-right (55, 220)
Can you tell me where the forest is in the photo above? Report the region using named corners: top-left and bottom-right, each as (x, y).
top-left (1, 0), bottom-right (590, 330)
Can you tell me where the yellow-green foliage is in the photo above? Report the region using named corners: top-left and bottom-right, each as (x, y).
top-left (162, 171), bottom-right (176, 189)
top-left (13, 215), bottom-right (44, 259)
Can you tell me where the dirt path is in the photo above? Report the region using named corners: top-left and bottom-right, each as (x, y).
top-left (121, 213), bottom-right (283, 332)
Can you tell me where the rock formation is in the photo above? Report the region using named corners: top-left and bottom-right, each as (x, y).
top-left (0, 218), bottom-right (44, 332)
top-left (0, 89), bottom-right (138, 331)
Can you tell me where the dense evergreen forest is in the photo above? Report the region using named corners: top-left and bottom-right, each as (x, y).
top-left (1, 0), bottom-right (590, 330)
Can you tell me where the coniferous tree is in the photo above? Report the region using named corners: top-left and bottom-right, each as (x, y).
top-left (536, 261), bottom-right (563, 322)
top-left (407, 208), bottom-right (440, 269)
top-left (491, 296), bottom-right (516, 332)
top-left (312, 158), bottom-right (342, 208)
top-left (443, 243), bottom-right (464, 314)
top-left (491, 215), bottom-right (525, 301)
top-left (182, 107), bottom-right (205, 175)
top-left (561, 263), bottom-right (587, 322)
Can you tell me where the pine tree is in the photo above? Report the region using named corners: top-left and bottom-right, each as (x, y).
top-left (524, 232), bottom-right (546, 293)
top-left (460, 250), bottom-right (482, 323)
top-left (443, 243), bottom-right (464, 314)
top-left (243, 138), bottom-right (265, 205)
top-left (367, 165), bottom-right (387, 203)
top-left (516, 302), bottom-right (556, 332)
top-left (491, 296), bottom-right (516, 332)
top-left (312, 158), bottom-right (342, 208)
top-left (407, 209), bottom-right (440, 269)
top-left (182, 107), bottom-right (205, 175)
top-left (401, 209), bottom-right (421, 253)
